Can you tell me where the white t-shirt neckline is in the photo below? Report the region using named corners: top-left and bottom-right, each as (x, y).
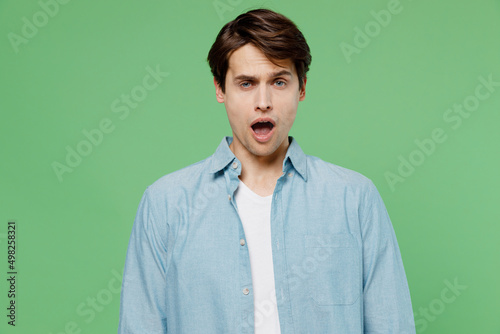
top-left (237, 178), bottom-right (273, 202)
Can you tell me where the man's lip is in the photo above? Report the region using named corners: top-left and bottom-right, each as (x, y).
top-left (250, 117), bottom-right (276, 127)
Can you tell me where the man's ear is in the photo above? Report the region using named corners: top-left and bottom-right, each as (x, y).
top-left (214, 77), bottom-right (224, 103)
top-left (299, 77), bottom-right (307, 101)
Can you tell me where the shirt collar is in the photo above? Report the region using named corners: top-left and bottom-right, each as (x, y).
top-left (208, 136), bottom-right (308, 182)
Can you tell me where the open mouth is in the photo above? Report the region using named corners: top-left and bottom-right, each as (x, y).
top-left (251, 121), bottom-right (274, 135)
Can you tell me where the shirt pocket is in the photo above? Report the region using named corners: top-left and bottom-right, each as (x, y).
top-left (304, 233), bottom-right (360, 306)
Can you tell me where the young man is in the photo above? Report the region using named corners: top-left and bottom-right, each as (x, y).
top-left (118, 8), bottom-right (416, 334)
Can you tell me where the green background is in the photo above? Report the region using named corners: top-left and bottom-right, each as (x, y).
top-left (1, 0), bottom-right (499, 333)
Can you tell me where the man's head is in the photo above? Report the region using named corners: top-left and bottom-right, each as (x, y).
top-left (207, 8), bottom-right (312, 159)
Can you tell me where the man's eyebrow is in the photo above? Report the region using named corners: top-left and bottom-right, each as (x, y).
top-left (233, 70), bottom-right (293, 82)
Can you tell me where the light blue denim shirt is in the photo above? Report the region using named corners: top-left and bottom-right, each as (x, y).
top-left (118, 136), bottom-right (416, 334)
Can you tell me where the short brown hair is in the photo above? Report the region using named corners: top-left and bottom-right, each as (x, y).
top-left (207, 8), bottom-right (312, 94)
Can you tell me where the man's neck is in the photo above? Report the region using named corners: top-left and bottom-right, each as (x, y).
top-left (229, 137), bottom-right (289, 197)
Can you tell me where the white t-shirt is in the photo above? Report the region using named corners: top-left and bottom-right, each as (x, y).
top-left (234, 179), bottom-right (281, 334)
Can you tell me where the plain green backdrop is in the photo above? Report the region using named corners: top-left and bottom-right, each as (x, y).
top-left (1, 0), bottom-right (499, 333)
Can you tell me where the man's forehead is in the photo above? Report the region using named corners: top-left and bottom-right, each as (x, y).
top-left (227, 59), bottom-right (295, 78)
top-left (227, 48), bottom-right (295, 78)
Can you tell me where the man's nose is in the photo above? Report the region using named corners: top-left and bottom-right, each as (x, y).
top-left (256, 84), bottom-right (272, 111)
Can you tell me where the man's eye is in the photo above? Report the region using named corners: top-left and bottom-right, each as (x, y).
top-left (241, 82), bottom-right (251, 88)
top-left (275, 80), bottom-right (286, 87)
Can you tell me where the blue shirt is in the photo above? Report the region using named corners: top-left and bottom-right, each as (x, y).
top-left (118, 136), bottom-right (416, 334)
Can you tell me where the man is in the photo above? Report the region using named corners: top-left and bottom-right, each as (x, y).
top-left (118, 8), bottom-right (416, 334)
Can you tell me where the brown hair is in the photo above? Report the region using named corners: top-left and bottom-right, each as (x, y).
top-left (207, 8), bottom-right (312, 94)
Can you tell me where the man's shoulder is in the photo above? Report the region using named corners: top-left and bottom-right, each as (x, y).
top-left (306, 154), bottom-right (374, 188)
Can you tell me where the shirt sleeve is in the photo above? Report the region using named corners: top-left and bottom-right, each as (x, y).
top-left (359, 180), bottom-right (416, 334)
top-left (118, 186), bottom-right (168, 333)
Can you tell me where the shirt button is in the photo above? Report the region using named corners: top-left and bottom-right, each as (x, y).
top-left (243, 288), bottom-right (250, 295)
top-left (232, 162), bottom-right (238, 169)
top-left (240, 239), bottom-right (246, 246)
top-left (228, 195), bottom-right (231, 201)
top-left (288, 172), bottom-right (293, 177)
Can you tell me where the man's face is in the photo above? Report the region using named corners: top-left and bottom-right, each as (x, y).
top-left (214, 43), bottom-right (306, 159)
